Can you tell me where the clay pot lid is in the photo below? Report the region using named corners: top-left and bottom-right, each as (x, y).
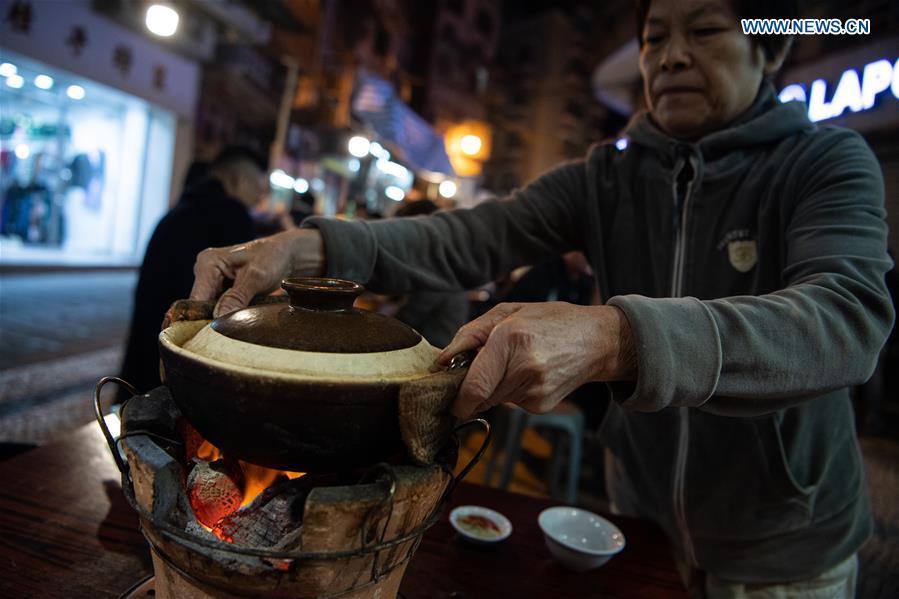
top-left (210, 277), bottom-right (422, 353)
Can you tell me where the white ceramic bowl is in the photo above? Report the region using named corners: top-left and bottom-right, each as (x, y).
top-left (538, 507), bottom-right (626, 571)
top-left (450, 505), bottom-right (513, 544)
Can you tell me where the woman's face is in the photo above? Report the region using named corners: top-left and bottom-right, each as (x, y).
top-left (638, 0), bottom-right (771, 140)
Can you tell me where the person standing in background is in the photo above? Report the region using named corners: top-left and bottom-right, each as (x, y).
top-left (119, 146), bottom-right (267, 396)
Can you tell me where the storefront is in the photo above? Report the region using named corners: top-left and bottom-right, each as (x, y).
top-left (0, 0), bottom-right (198, 267)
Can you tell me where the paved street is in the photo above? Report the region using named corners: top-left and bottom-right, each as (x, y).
top-left (0, 271), bottom-right (137, 444)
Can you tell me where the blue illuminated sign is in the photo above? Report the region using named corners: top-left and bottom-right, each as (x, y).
top-left (779, 57), bottom-right (899, 122)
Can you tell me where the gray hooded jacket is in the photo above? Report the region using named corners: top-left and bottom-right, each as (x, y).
top-left (305, 82), bottom-right (894, 582)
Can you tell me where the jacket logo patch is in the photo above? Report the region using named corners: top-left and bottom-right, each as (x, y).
top-left (727, 240), bottom-right (757, 273)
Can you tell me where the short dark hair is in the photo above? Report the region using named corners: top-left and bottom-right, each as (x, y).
top-left (634, 0), bottom-right (798, 61)
top-left (211, 145), bottom-right (267, 173)
top-left (182, 160), bottom-right (209, 189)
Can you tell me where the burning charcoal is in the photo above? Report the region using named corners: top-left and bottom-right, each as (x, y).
top-left (213, 478), bottom-right (294, 546)
top-left (185, 519), bottom-right (221, 543)
top-left (187, 458), bottom-right (244, 528)
top-left (213, 475), bottom-right (322, 547)
top-left (273, 526), bottom-right (303, 552)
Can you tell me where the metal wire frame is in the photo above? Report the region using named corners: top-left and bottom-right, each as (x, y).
top-left (94, 376), bottom-right (493, 564)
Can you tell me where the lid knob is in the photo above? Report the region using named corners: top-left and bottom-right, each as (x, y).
top-left (282, 277), bottom-right (364, 312)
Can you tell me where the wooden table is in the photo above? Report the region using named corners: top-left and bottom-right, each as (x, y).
top-left (0, 424), bottom-right (686, 599)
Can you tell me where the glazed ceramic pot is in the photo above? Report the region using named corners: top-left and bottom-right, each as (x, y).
top-left (158, 277), bottom-right (464, 472)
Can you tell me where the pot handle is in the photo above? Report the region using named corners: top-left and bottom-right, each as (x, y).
top-left (446, 349), bottom-right (476, 371)
top-left (443, 417), bottom-right (492, 499)
top-left (282, 277), bottom-right (364, 311)
top-left (93, 376), bottom-right (139, 479)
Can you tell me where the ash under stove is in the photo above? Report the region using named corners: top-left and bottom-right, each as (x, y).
top-left (95, 378), bottom-right (488, 599)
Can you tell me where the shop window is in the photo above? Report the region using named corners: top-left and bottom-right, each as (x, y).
top-left (0, 50), bottom-right (174, 265)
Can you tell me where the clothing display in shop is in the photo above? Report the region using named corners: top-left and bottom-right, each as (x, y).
top-left (0, 181), bottom-right (59, 245)
top-left (67, 151), bottom-right (105, 210)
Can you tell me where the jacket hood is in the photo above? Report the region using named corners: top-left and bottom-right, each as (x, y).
top-left (625, 81), bottom-right (814, 165)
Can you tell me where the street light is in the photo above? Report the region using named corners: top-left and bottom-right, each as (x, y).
top-left (460, 134), bottom-right (482, 156)
top-left (0, 62), bottom-right (16, 77)
top-left (269, 169), bottom-right (295, 190)
top-left (348, 136), bottom-right (370, 158)
top-left (66, 85), bottom-right (86, 100)
top-left (146, 4), bottom-right (180, 37)
top-left (369, 141), bottom-right (390, 160)
top-left (385, 186), bottom-right (405, 202)
top-left (5, 74), bottom-right (24, 89)
top-left (34, 74), bottom-right (54, 90)
top-left (438, 180), bottom-right (457, 198)
top-left (293, 178), bottom-right (309, 194)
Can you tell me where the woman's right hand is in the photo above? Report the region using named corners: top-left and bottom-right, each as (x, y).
top-left (190, 229), bottom-right (325, 317)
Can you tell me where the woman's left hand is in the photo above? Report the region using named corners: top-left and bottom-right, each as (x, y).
top-left (437, 302), bottom-right (636, 419)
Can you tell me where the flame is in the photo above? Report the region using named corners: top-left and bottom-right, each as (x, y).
top-left (238, 462), bottom-right (286, 507)
top-left (196, 440), bottom-right (222, 461)
top-left (194, 440), bottom-right (305, 508)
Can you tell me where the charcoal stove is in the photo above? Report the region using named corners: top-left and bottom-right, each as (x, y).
top-left (94, 377), bottom-right (490, 599)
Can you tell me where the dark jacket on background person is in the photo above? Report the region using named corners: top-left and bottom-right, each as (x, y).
top-left (503, 258), bottom-right (595, 305)
top-left (120, 177), bottom-right (255, 396)
top-left (302, 82), bottom-right (894, 583)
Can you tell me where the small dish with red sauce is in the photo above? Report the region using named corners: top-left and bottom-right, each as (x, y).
top-left (450, 505), bottom-right (513, 544)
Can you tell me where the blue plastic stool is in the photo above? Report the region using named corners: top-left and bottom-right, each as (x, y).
top-left (484, 401), bottom-right (584, 503)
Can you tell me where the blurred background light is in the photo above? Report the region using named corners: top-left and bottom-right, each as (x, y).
top-left (311, 178), bottom-right (325, 192)
top-left (369, 141), bottom-right (390, 160)
top-left (348, 136), bottom-right (370, 158)
top-left (438, 180), bottom-right (457, 198)
top-left (14, 144), bottom-right (30, 160)
top-left (293, 178), bottom-right (309, 193)
top-left (375, 159), bottom-right (409, 179)
top-left (269, 169), bottom-right (295, 189)
top-left (5, 74), bottom-right (24, 88)
top-left (460, 134), bottom-right (482, 156)
top-left (0, 62), bottom-right (16, 77)
top-left (384, 185), bottom-right (405, 201)
top-left (348, 158), bottom-right (361, 172)
top-left (66, 84), bottom-right (86, 100)
top-left (34, 74), bottom-right (54, 90)
top-left (146, 4), bottom-right (180, 37)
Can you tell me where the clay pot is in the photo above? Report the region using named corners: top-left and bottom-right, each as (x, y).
top-left (159, 278), bottom-right (466, 472)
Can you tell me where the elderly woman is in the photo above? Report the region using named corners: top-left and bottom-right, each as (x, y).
top-left (190, 0), bottom-right (892, 595)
